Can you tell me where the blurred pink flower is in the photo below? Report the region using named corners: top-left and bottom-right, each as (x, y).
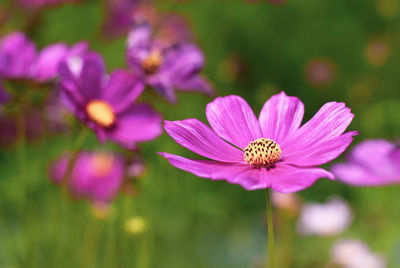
top-left (331, 139), bottom-right (400, 186)
top-left (0, 31), bottom-right (88, 82)
top-left (101, 0), bottom-right (140, 40)
top-left (50, 151), bottom-right (125, 205)
top-left (160, 92), bottom-right (357, 192)
top-left (59, 51), bottom-right (162, 149)
top-left (297, 197), bottom-right (353, 236)
top-left (332, 239), bottom-right (386, 268)
top-left (305, 58), bottom-right (336, 88)
top-left (127, 156), bottom-right (146, 178)
top-left (126, 21), bottom-right (214, 103)
top-left (365, 40), bottom-right (390, 67)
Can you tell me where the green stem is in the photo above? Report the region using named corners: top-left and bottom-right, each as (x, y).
top-left (62, 127), bottom-right (89, 186)
top-left (17, 104), bottom-right (27, 211)
top-left (265, 188), bottom-right (275, 268)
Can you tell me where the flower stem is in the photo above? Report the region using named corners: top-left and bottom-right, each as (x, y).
top-left (265, 188), bottom-right (275, 268)
top-left (62, 127), bottom-right (89, 186)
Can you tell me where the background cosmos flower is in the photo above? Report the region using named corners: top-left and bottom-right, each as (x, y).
top-left (331, 139), bottom-right (400, 186)
top-left (59, 51), bottom-right (162, 149)
top-left (49, 151), bottom-right (125, 205)
top-left (160, 91), bottom-right (357, 192)
top-left (332, 239), bottom-right (386, 268)
top-left (297, 197), bottom-right (353, 236)
top-left (0, 31), bottom-right (88, 82)
top-left (126, 22), bottom-right (214, 103)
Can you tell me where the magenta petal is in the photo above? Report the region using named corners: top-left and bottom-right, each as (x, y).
top-left (174, 75), bottom-right (214, 96)
top-left (206, 95), bottom-right (262, 149)
top-left (270, 164), bottom-right (335, 193)
top-left (331, 163), bottom-right (397, 186)
top-left (126, 22), bottom-right (152, 75)
top-left (148, 77), bottom-right (177, 103)
top-left (34, 43), bottom-right (68, 81)
top-left (259, 91), bottom-right (304, 144)
top-left (80, 52), bottom-right (106, 100)
top-left (164, 119), bottom-right (244, 162)
top-left (101, 70), bottom-right (145, 113)
top-left (289, 102), bottom-right (354, 145)
top-left (284, 131), bottom-right (358, 166)
top-left (159, 152), bottom-right (269, 190)
top-left (348, 139), bottom-right (396, 173)
top-left (332, 139), bottom-right (400, 186)
top-left (107, 103), bottom-right (162, 149)
top-left (0, 32), bottom-right (37, 78)
top-left (283, 102), bottom-right (355, 166)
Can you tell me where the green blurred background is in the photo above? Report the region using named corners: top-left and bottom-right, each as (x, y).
top-left (0, 0), bottom-right (400, 267)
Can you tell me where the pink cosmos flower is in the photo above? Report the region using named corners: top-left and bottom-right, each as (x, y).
top-left (0, 31), bottom-right (88, 82)
top-left (59, 51), bottom-right (162, 149)
top-left (50, 151), bottom-right (125, 205)
top-left (160, 92), bottom-right (357, 192)
top-left (331, 139), bottom-right (400, 186)
top-left (126, 21), bottom-right (214, 103)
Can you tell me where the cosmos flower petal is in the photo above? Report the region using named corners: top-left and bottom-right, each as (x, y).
top-left (331, 139), bottom-right (400, 186)
top-left (164, 119), bottom-right (244, 162)
top-left (102, 70), bottom-right (145, 113)
top-left (0, 32), bottom-right (37, 78)
top-left (206, 95), bottom-right (262, 149)
top-left (126, 22), bottom-right (152, 73)
top-left (348, 139), bottom-right (396, 171)
top-left (107, 103), bottom-right (162, 149)
top-left (259, 91), bottom-right (304, 144)
top-left (282, 102), bottom-right (355, 165)
top-left (331, 163), bottom-right (397, 186)
top-left (174, 75), bottom-right (214, 96)
top-left (149, 78), bottom-right (177, 103)
top-left (390, 148), bottom-right (400, 168)
top-left (49, 151), bottom-right (125, 204)
top-left (159, 152), bottom-right (269, 190)
top-left (34, 43), bottom-right (69, 81)
top-left (80, 52), bottom-right (106, 100)
top-left (165, 44), bottom-right (205, 78)
top-left (290, 102), bottom-right (353, 145)
top-left (284, 130), bottom-right (358, 166)
top-left (270, 164), bottom-right (334, 193)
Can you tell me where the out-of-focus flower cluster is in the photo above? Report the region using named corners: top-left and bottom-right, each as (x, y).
top-left (0, 0), bottom-right (214, 206)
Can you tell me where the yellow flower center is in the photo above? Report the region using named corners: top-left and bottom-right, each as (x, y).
top-left (244, 138), bottom-right (282, 168)
top-left (141, 50), bottom-right (163, 75)
top-left (90, 153), bottom-right (115, 178)
top-left (86, 100), bottom-right (116, 128)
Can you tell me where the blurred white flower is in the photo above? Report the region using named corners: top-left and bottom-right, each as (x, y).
top-left (332, 239), bottom-right (386, 268)
top-left (297, 197), bottom-right (353, 236)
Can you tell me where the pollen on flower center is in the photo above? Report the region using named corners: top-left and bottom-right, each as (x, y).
top-left (86, 100), bottom-right (116, 128)
top-left (244, 138), bottom-right (282, 168)
top-left (141, 50), bottom-right (163, 75)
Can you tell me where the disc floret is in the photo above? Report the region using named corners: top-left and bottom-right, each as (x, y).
top-left (244, 138), bottom-right (282, 168)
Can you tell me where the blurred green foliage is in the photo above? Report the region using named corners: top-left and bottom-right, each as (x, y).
top-left (0, 0), bottom-right (399, 267)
